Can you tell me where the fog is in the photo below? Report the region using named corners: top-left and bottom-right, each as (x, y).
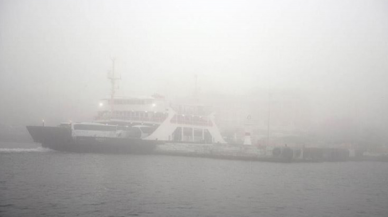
top-left (1, 0), bottom-right (388, 141)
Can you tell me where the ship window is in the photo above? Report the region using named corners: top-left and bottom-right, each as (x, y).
top-left (139, 126), bottom-right (156, 135)
top-left (125, 127), bottom-right (142, 138)
top-left (194, 128), bottom-right (203, 142)
top-left (183, 127), bottom-right (193, 141)
top-left (194, 129), bottom-right (202, 137)
top-left (74, 124), bottom-right (117, 131)
top-left (204, 129), bottom-right (212, 144)
top-left (59, 123), bottom-right (71, 128)
top-left (172, 127), bottom-right (182, 141)
top-left (183, 127), bottom-right (192, 136)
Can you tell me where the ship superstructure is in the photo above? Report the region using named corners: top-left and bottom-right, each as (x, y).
top-left (96, 95), bottom-right (226, 144)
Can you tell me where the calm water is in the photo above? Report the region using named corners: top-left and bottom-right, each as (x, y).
top-left (1, 142), bottom-right (388, 217)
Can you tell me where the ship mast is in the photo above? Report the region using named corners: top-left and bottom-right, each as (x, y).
top-left (194, 74), bottom-right (198, 103)
top-left (108, 58), bottom-right (120, 115)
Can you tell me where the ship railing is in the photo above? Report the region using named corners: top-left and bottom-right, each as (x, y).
top-left (96, 116), bottom-right (168, 123)
top-left (169, 114), bottom-right (213, 126)
top-left (170, 119), bottom-right (213, 126)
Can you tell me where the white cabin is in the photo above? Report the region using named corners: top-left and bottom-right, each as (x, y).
top-left (95, 96), bottom-right (226, 144)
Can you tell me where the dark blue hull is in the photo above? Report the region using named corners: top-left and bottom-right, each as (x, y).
top-left (26, 126), bottom-right (160, 154)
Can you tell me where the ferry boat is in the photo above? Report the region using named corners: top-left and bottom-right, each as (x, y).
top-left (26, 95), bottom-right (226, 153)
top-left (26, 60), bottom-right (226, 154)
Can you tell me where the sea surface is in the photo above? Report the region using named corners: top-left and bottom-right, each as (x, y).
top-left (1, 142), bottom-right (388, 217)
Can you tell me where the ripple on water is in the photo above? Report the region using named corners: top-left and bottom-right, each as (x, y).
top-left (0, 150), bottom-right (388, 217)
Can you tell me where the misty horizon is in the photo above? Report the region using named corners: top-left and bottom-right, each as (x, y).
top-left (1, 0), bottom-right (387, 133)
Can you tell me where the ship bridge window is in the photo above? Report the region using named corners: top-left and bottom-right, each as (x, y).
top-left (111, 99), bottom-right (150, 105)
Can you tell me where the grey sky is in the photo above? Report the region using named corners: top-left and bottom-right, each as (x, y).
top-left (0, 0), bottom-right (387, 127)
